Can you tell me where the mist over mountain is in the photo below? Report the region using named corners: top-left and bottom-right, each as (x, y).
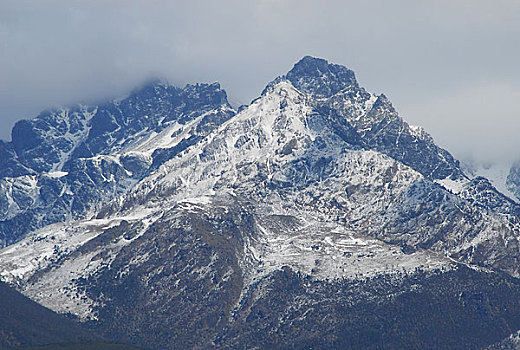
top-left (2, 0), bottom-right (520, 169)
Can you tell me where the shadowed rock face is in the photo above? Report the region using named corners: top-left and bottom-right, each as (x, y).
top-left (0, 280), bottom-right (96, 348)
top-left (3, 57), bottom-right (520, 349)
top-left (285, 56), bottom-right (359, 98)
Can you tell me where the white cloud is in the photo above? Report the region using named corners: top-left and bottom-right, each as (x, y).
top-left (400, 81), bottom-right (520, 164)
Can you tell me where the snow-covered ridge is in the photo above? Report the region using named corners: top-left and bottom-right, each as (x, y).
top-left (0, 81), bottom-right (234, 247)
top-left (2, 57), bottom-right (520, 327)
top-left (0, 81), bottom-right (438, 312)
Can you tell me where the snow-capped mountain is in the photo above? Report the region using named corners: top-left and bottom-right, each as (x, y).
top-left (0, 82), bottom-right (234, 246)
top-left (2, 57), bottom-right (520, 349)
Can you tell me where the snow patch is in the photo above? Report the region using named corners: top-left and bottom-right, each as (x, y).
top-left (435, 177), bottom-right (466, 194)
top-left (241, 217), bottom-right (452, 285)
top-left (44, 171), bottom-right (69, 178)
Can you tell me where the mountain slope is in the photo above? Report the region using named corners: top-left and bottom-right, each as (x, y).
top-left (0, 280), bottom-right (96, 349)
top-left (2, 57), bottom-right (520, 349)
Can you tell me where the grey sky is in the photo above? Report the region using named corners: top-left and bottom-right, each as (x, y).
top-left (1, 0), bottom-right (519, 164)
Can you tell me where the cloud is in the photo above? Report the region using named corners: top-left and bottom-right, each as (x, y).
top-left (400, 81), bottom-right (520, 164)
top-left (1, 0), bottom-right (519, 164)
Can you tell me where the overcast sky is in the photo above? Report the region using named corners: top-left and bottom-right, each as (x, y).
top-left (1, 0), bottom-right (519, 164)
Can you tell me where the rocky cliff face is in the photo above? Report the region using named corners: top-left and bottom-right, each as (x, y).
top-left (2, 57), bottom-right (520, 349)
top-left (0, 82), bottom-right (234, 246)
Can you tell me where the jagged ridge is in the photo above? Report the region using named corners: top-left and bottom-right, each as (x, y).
top-left (1, 57), bottom-right (520, 349)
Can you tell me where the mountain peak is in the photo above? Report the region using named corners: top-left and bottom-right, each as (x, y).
top-left (4, 57), bottom-right (520, 350)
top-left (285, 56), bottom-right (358, 98)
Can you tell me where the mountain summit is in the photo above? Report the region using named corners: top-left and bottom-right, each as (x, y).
top-left (285, 55), bottom-right (358, 98)
top-left (1, 57), bottom-right (520, 349)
